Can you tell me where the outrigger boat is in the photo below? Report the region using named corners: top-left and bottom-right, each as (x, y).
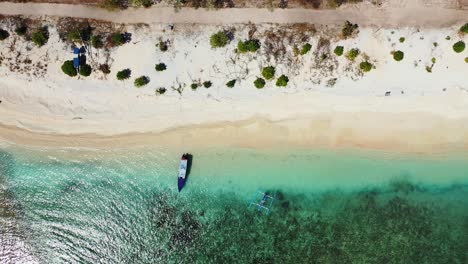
top-left (248, 190), bottom-right (275, 215)
top-left (178, 154), bottom-right (190, 192)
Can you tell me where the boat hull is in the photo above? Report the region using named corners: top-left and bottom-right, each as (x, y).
top-left (178, 177), bottom-right (186, 192)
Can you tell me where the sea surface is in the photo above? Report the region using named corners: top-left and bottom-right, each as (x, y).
top-left (0, 145), bottom-right (467, 263)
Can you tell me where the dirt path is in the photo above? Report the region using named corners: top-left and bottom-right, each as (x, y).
top-left (0, 2), bottom-right (467, 27)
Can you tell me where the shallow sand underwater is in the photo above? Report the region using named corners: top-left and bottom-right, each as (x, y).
top-left (1, 145), bottom-right (467, 263)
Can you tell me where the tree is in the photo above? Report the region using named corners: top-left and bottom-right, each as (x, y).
top-left (91, 35), bottom-right (104, 48)
top-left (134, 76), bottom-right (149, 87)
top-left (191, 83), bottom-right (199, 90)
top-left (0, 29), bottom-right (9, 40)
top-left (276, 75), bottom-right (289, 87)
top-left (261, 66), bottom-right (275, 80)
top-left (158, 41), bottom-right (168, 52)
top-left (346, 48), bottom-right (360, 61)
top-left (116, 69), bottom-right (131, 80)
top-left (238, 39), bottom-right (260, 53)
top-left (203, 81), bottom-right (212, 88)
top-left (79, 64), bottom-right (92, 77)
top-left (67, 29), bottom-right (81, 42)
top-left (359, 61), bottom-right (373, 72)
top-left (110, 33), bottom-right (125, 46)
top-left (300, 43), bottom-right (312, 55)
top-left (15, 26), bottom-right (27, 36)
top-left (210, 31), bottom-right (229, 48)
top-left (254, 78), bottom-right (265, 89)
top-left (342, 20), bottom-right (358, 38)
top-left (453, 41), bottom-right (465, 53)
top-left (155, 63), bottom-right (167, 71)
top-left (61, 60), bottom-right (77, 77)
top-left (393, 50), bottom-right (404, 61)
top-left (31, 28), bottom-right (48, 47)
top-left (226, 79), bottom-right (236, 88)
top-left (334, 46), bottom-right (344, 56)
top-left (460, 23), bottom-right (468, 34)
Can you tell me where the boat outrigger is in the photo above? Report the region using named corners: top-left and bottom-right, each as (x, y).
top-left (177, 153), bottom-right (191, 192)
top-left (248, 190), bottom-right (275, 215)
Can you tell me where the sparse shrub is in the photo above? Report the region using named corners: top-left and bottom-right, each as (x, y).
top-left (453, 41), bottom-right (465, 53)
top-left (465, 57), bottom-right (468, 63)
top-left (226, 79), bottom-right (236, 88)
top-left (0, 29), bottom-right (9, 40)
top-left (31, 28), bottom-right (48, 47)
top-left (342, 20), bottom-right (358, 38)
top-left (320, 54), bottom-right (328, 61)
top-left (203, 81), bottom-right (212, 88)
top-left (238, 39), bottom-right (260, 53)
top-left (116, 69), bottom-right (131, 80)
top-left (460, 23), bottom-right (468, 34)
top-left (399, 37), bottom-right (405, 43)
top-left (91, 35), bottom-right (104, 48)
top-left (426, 66), bottom-right (432, 73)
top-left (131, 0), bottom-right (153, 7)
top-left (99, 0), bottom-right (125, 10)
top-left (15, 26), bottom-right (27, 36)
top-left (359, 61), bottom-right (373, 72)
top-left (261, 66), bottom-right (275, 80)
top-left (445, 36), bottom-right (451, 40)
top-left (393, 50), bottom-right (404, 61)
top-left (300, 43), bottom-right (312, 55)
top-left (292, 45), bottom-right (300, 56)
top-left (158, 41), bottom-right (168, 52)
top-left (346, 48), bottom-right (360, 61)
top-left (276, 75), bottom-right (289, 87)
top-left (99, 64), bottom-right (111, 74)
top-left (254, 78), bottom-right (265, 89)
top-left (61, 60), bottom-right (77, 77)
top-left (433, 42), bottom-right (438, 47)
top-left (156, 87), bottom-right (166, 94)
top-left (334, 46), bottom-right (344, 56)
top-left (67, 29), bottom-right (81, 42)
top-left (134, 76), bottom-right (149, 87)
top-left (110, 33), bottom-right (125, 46)
top-left (210, 31), bottom-right (229, 48)
top-left (79, 64), bottom-right (92, 77)
top-left (191, 83), bottom-right (199, 90)
top-left (431, 57), bottom-right (436, 64)
top-left (155, 63), bottom-right (167, 71)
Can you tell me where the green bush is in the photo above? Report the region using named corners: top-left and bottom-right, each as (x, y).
top-left (445, 36), bottom-right (451, 40)
top-left (0, 29), bottom-right (9, 40)
top-left (433, 42), bottom-right (438, 47)
top-left (453, 41), bottom-right (465, 53)
top-left (15, 26), bottom-right (27, 36)
top-left (342, 21), bottom-right (358, 38)
top-left (276, 75), bottom-right (289, 87)
top-left (203, 81), bottom-right (212, 88)
top-left (431, 57), bottom-right (436, 64)
top-left (91, 35), bottom-right (104, 49)
top-left (226, 79), bottom-right (236, 88)
top-left (210, 31), bottom-right (229, 48)
top-left (155, 63), bottom-right (167, 71)
top-left (191, 83), bottom-right (199, 90)
top-left (158, 41), bottom-right (168, 52)
top-left (238, 39), bottom-right (260, 53)
top-left (61, 60), bottom-right (77, 77)
top-left (116, 69), bottom-right (131, 80)
top-left (334, 46), bottom-right (344, 56)
top-left (134, 76), bottom-right (149, 87)
top-left (79, 64), bottom-right (92, 77)
top-left (393, 50), bottom-right (404, 61)
top-left (31, 28), bottom-right (48, 47)
top-left (99, 0), bottom-right (124, 10)
top-left (110, 33), bottom-right (125, 46)
top-left (67, 29), bottom-right (81, 42)
top-left (254, 78), bottom-right (265, 89)
top-left (359, 61), bottom-right (373, 72)
top-left (399, 37), bottom-right (405, 43)
top-left (300, 43), bottom-right (312, 55)
top-left (156, 87), bottom-right (166, 95)
top-left (261, 66), bottom-right (275, 80)
top-left (465, 57), bottom-right (468, 63)
top-left (460, 23), bottom-right (468, 34)
top-left (345, 48), bottom-right (360, 61)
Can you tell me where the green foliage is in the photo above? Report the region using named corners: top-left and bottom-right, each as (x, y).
top-left (359, 61), bottom-right (373, 72)
top-left (134, 76), bottom-right (150, 87)
top-left (203, 81), bottom-right (212, 88)
top-left (99, 0), bottom-right (124, 10)
top-left (393, 50), bottom-right (404, 61)
top-left (334, 46), bottom-right (344, 56)
top-left (445, 36), bottom-right (451, 40)
top-left (155, 63), bottom-right (167, 72)
top-left (0, 29), bottom-right (9, 40)
top-left (460, 23), bottom-right (468, 34)
top-left (292, 45), bottom-right (300, 56)
top-left (61, 60), bottom-right (77, 77)
top-left (276, 75), bottom-right (289, 87)
top-left (210, 31), bottom-right (229, 48)
top-left (345, 48), bottom-right (360, 61)
top-left (453, 41), bottom-right (465, 53)
top-left (67, 29), bottom-right (81, 42)
top-left (254, 78), bottom-right (265, 89)
top-left (110, 33), bottom-right (125, 46)
top-left (433, 42), bottom-right (438, 47)
top-left (15, 26), bottom-right (27, 36)
top-left (158, 41), bottom-right (168, 52)
top-left (31, 28), bottom-right (48, 47)
top-left (226, 79), bottom-right (236, 88)
top-left (191, 83), bottom-right (199, 90)
top-left (156, 87), bottom-right (166, 95)
top-left (399, 37), bottom-right (405, 43)
top-left (116, 69), bottom-right (131, 80)
top-left (79, 64), bottom-right (92, 77)
top-left (237, 39), bottom-right (260, 53)
top-left (431, 57), bottom-right (436, 64)
top-left (465, 57), bottom-right (468, 63)
top-left (130, 0), bottom-right (153, 7)
top-left (300, 43), bottom-right (312, 55)
top-left (91, 35), bottom-right (104, 49)
top-left (261, 66), bottom-right (275, 80)
top-left (342, 20), bottom-right (358, 38)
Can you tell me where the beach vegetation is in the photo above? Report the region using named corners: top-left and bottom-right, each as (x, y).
top-left (156, 87), bottom-right (166, 95)
top-left (359, 61), bottom-right (373, 72)
top-left (345, 48), bottom-right (360, 61)
top-left (67, 29), bottom-right (81, 42)
top-left (31, 27), bottom-right (48, 47)
top-left (116, 69), bottom-right (131, 80)
top-left (99, 0), bottom-right (126, 10)
top-left (237, 39), bottom-right (261, 53)
top-left (134, 76), bottom-right (150, 87)
top-left (261, 66), bottom-right (275, 80)
top-left (431, 57), bottom-right (436, 64)
top-left (14, 26), bottom-right (27, 36)
top-left (453, 41), bottom-right (465, 53)
top-left (342, 20), bottom-right (358, 38)
top-left (292, 45), bottom-right (300, 56)
top-left (210, 31), bottom-right (229, 48)
top-left (203, 81), bottom-right (212, 88)
top-left (276, 75), bottom-right (289, 87)
top-left (254, 78), bottom-right (265, 89)
top-left (399, 37), bottom-right (405, 43)
top-left (0, 29), bottom-right (9, 41)
top-left (99, 64), bottom-right (111, 74)
top-left (79, 64), bottom-right (92, 77)
top-left (334, 46), bottom-right (344, 56)
top-left (61, 60), bottom-right (77, 77)
top-left (393, 50), bottom-right (404, 61)
top-left (465, 57), bottom-right (468, 63)
top-left (155, 63), bottom-right (167, 72)
top-left (426, 66), bottom-right (432, 73)
top-left (460, 23), bottom-right (468, 34)
top-left (158, 41), bottom-right (168, 52)
top-left (130, 0), bottom-right (153, 7)
top-left (300, 43), bottom-right (312, 55)
top-left (433, 42), bottom-right (438, 47)
top-left (91, 35), bottom-right (104, 49)
top-left (445, 36), bottom-right (451, 40)
top-left (110, 33), bottom-right (125, 46)
top-left (191, 83), bottom-right (199, 90)
top-left (226, 79), bottom-right (236, 88)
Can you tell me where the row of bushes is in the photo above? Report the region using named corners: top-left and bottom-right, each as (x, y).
top-left (61, 61), bottom-right (92, 77)
top-left (1, 26), bottom-right (48, 48)
top-left (254, 74), bottom-right (289, 89)
top-left (191, 81), bottom-right (212, 89)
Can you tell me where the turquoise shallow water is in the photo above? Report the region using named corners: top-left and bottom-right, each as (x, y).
top-left (1, 145), bottom-right (467, 263)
